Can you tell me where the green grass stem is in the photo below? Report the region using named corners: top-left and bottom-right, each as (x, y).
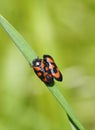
top-left (0, 15), bottom-right (85, 130)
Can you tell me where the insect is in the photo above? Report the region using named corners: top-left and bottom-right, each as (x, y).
top-left (32, 58), bottom-right (54, 86)
top-left (43, 55), bottom-right (63, 81)
top-left (31, 55), bottom-right (63, 86)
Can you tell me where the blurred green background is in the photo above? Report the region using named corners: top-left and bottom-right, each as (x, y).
top-left (0, 0), bottom-right (95, 130)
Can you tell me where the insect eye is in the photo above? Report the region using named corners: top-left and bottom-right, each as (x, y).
top-left (36, 61), bottom-right (40, 66)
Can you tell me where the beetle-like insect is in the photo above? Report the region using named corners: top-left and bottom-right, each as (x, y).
top-left (32, 58), bottom-right (54, 86)
top-left (31, 55), bottom-right (63, 86)
top-left (43, 55), bottom-right (63, 81)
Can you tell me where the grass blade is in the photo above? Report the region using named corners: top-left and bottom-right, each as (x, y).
top-left (0, 15), bottom-right (36, 63)
top-left (48, 86), bottom-right (85, 130)
top-left (0, 15), bottom-right (85, 130)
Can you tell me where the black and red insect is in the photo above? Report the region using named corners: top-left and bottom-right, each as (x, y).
top-left (43, 55), bottom-right (63, 81)
top-left (31, 55), bottom-right (63, 86)
top-left (32, 58), bottom-right (54, 86)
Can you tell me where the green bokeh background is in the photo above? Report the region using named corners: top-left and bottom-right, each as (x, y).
top-left (0, 0), bottom-right (95, 130)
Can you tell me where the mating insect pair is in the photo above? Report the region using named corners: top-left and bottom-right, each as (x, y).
top-left (31, 55), bottom-right (63, 86)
